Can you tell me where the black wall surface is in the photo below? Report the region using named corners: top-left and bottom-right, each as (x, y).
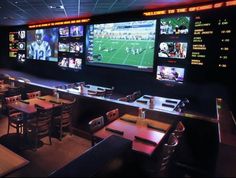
top-left (0, 6), bottom-right (235, 117)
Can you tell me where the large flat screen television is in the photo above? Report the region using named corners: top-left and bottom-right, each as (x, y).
top-left (86, 20), bottom-right (157, 72)
top-left (156, 65), bottom-right (185, 83)
top-left (27, 28), bottom-right (58, 62)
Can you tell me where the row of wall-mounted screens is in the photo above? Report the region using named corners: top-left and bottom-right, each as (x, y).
top-left (9, 16), bottom-right (191, 84)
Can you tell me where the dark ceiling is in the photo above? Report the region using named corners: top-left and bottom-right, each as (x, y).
top-left (0, 0), bottom-right (214, 26)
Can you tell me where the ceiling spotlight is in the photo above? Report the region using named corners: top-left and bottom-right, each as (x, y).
top-left (49, 5), bottom-right (64, 9)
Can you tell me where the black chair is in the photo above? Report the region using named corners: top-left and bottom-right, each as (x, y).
top-left (105, 108), bottom-right (119, 124)
top-left (53, 99), bottom-right (76, 140)
top-left (173, 121), bottom-right (185, 140)
top-left (117, 96), bottom-right (128, 102)
top-left (5, 95), bottom-right (23, 135)
top-left (105, 87), bottom-right (114, 98)
top-left (132, 90), bottom-right (142, 100)
top-left (88, 116), bottom-right (105, 146)
top-left (0, 92), bottom-right (5, 113)
top-left (27, 106), bottom-right (53, 150)
top-left (26, 90), bottom-right (41, 99)
top-left (141, 133), bottom-right (179, 177)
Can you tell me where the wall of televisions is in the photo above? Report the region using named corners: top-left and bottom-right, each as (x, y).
top-left (8, 1), bottom-right (236, 84)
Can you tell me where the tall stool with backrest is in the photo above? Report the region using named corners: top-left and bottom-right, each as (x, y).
top-left (159, 133), bottom-right (179, 175)
top-left (173, 121), bottom-right (185, 140)
top-left (5, 95), bottom-right (23, 135)
top-left (88, 116), bottom-right (105, 146)
top-left (53, 99), bottom-right (76, 141)
top-left (132, 90), bottom-right (142, 100)
top-left (144, 133), bottom-right (179, 177)
top-left (26, 91), bottom-right (41, 99)
top-left (104, 87), bottom-right (114, 98)
top-left (105, 108), bottom-right (119, 124)
top-left (27, 106), bottom-right (53, 150)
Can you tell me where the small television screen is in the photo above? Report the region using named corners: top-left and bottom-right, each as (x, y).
top-left (69, 58), bottom-right (82, 69)
top-left (58, 57), bottom-right (69, 68)
top-left (59, 26), bottom-right (69, 37)
top-left (27, 28), bottom-right (58, 62)
top-left (158, 42), bottom-right (188, 59)
top-left (86, 20), bottom-right (157, 72)
top-left (70, 42), bottom-right (83, 53)
top-left (58, 57), bottom-right (82, 70)
top-left (18, 42), bottom-right (25, 50)
top-left (156, 66), bottom-right (185, 83)
top-left (18, 30), bottom-right (26, 39)
top-left (70, 25), bottom-right (83, 37)
top-left (160, 16), bottom-right (190, 35)
top-left (59, 42), bottom-right (70, 52)
top-left (17, 53), bottom-right (26, 63)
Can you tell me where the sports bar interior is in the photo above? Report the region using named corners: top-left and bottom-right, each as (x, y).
top-left (0, 0), bottom-right (236, 177)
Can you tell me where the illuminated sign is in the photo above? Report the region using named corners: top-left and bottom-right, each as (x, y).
top-left (143, 1), bottom-right (236, 16)
top-left (28, 18), bottom-right (90, 28)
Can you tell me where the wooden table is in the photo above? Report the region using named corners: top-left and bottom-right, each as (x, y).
top-left (0, 144), bottom-right (29, 177)
top-left (93, 114), bottom-right (172, 156)
top-left (8, 101), bottom-right (37, 114)
top-left (25, 97), bottom-right (60, 109)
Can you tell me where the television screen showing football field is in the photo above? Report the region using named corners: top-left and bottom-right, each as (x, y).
top-left (86, 20), bottom-right (157, 72)
top-left (160, 16), bottom-right (190, 35)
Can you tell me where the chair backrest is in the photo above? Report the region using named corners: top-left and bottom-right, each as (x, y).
top-left (96, 90), bottom-right (105, 97)
top-left (60, 99), bottom-right (76, 126)
top-left (89, 116), bottom-right (105, 133)
top-left (173, 121), bottom-right (185, 139)
top-left (27, 91), bottom-right (41, 99)
top-left (105, 87), bottom-right (114, 98)
top-left (106, 108), bottom-right (119, 123)
top-left (88, 90), bottom-right (105, 97)
top-left (126, 94), bottom-right (135, 102)
top-left (159, 133), bottom-right (178, 172)
top-left (34, 107), bottom-right (53, 137)
top-left (5, 95), bottom-right (22, 104)
top-left (132, 90), bottom-right (142, 100)
top-left (5, 95), bottom-right (22, 115)
top-left (117, 97), bottom-right (128, 102)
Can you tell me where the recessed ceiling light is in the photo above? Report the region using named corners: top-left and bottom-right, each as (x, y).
top-left (15, 1), bottom-right (18, 4)
top-left (49, 5), bottom-right (64, 9)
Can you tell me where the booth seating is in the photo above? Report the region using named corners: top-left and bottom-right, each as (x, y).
top-left (49, 135), bottom-right (132, 177)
